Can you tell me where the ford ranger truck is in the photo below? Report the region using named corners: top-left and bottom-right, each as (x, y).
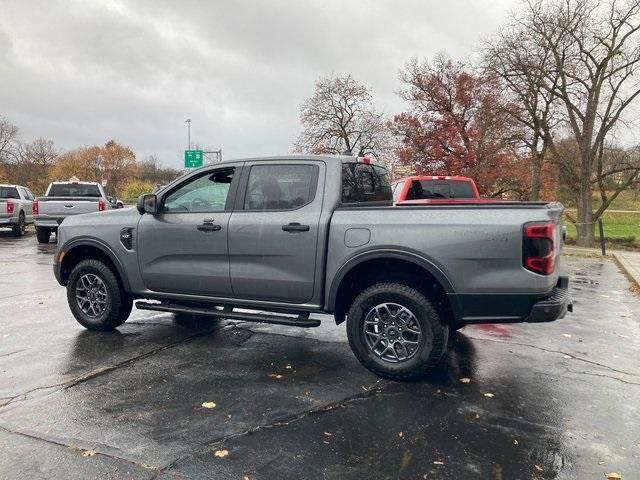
top-left (53, 156), bottom-right (571, 380)
top-left (0, 184), bottom-right (35, 236)
top-left (34, 181), bottom-right (110, 244)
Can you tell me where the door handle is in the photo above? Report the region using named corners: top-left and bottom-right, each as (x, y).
top-left (197, 223), bottom-right (222, 232)
top-left (282, 222), bottom-right (310, 232)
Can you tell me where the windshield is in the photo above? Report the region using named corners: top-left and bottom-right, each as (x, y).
top-left (0, 186), bottom-right (19, 199)
top-left (408, 180), bottom-right (476, 199)
top-left (47, 183), bottom-right (102, 197)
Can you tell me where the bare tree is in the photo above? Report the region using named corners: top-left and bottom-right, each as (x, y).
top-left (511, 0), bottom-right (640, 246)
top-left (294, 74), bottom-right (392, 162)
top-left (15, 138), bottom-right (58, 193)
top-left (0, 116), bottom-right (20, 166)
top-left (484, 26), bottom-right (560, 200)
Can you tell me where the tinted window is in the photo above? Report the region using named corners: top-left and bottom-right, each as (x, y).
top-left (163, 169), bottom-right (234, 213)
top-left (341, 163), bottom-right (392, 204)
top-left (407, 180), bottom-right (475, 199)
top-left (0, 186), bottom-right (19, 199)
top-left (48, 183), bottom-right (102, 197)
top-left (244, 164), bottom-right (318, 210)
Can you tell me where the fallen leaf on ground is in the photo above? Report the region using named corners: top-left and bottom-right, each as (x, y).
top-left (563, 354), bottom-right (573, 359)
top-left (269, 374), bottom-right (283, 379)
top-left (513, 439), bottom-right (518, 445)
top-left (483, 393), bottom-right (495, 398)
top-left (605, 473), bottom-right (622, 480)
top-left (214, 449), bottom-right (229, 458)
top-left (598, 461), bottom-right (606, 465)
top-left (398, 431), bottom-right (404, 438)
top-left (81, 449), bottom-right (97, 457)
top-left (562, 333), bottom-right (572, 338)
top-left (285, 364), bottom-right (293, 369)
top-left (323, 432), bottom-right (332, 436)
top-left (201, 402), bottom-right (217, 409)
top-left (534, 465), bottom-right (543, 472)
top-left (459, 377), bottom-right (471, 384)
top-left (433, 460), bottom-right (444, 465)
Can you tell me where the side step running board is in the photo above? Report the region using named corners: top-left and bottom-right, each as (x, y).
top-left (135, 301), bottom-right (321, 328)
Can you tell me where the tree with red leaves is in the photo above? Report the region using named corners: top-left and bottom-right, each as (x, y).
top-left (392, 55), bottom-right (531, 198)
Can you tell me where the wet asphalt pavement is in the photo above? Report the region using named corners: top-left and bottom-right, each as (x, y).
top-left (0, 229), bottom-right (639, 480)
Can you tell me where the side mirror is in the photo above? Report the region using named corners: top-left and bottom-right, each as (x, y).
top-left (107, 196), bottom-right (115, 204)
top-left (137, 193), bottom-right (158, 215)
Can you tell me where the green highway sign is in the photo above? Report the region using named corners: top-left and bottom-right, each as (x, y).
top-left (184, 150), bottom-right (204, 168)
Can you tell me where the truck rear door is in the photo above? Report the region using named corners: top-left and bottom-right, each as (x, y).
top-left (227, 161), bottom-right (323, 303)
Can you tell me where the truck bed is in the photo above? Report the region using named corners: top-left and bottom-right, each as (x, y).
top-left (325, 201), bottom-right (564, 320)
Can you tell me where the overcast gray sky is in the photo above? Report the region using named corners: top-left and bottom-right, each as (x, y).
top-left (0, 0), bottom-right (517, 167)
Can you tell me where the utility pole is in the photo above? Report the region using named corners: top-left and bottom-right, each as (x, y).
top-left (185, 118), bottom-right (191, 150)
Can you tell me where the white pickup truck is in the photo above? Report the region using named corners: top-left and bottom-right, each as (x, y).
top-left (34, 181), bottom-right (111, 244)
top-left (0, 184), bottom-right (35, 236)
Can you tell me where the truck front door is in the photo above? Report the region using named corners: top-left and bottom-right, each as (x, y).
top-left (137, 166), bottom-right (238, 296)
top-left (228, 161), bottom-right (323, 303)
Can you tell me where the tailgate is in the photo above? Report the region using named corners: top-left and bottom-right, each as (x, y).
top-left (38, 198), bottom-right (101, 217)
top-left (0, 200), bottom-right (8, 219)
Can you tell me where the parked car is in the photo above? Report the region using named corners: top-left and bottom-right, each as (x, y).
top-left (392, 175), bottom-right (496, 205)
top-left (33, 181), bottom-right (111, 244)
top-left (53, 155), bottom-right (571, 380)
top-left (107, 196), bottom-right (125, 209)
top-left (0, 184), bottom-right (35, 236)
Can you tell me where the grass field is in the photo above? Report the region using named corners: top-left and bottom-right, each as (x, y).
top-left (564, 210), bottom-right (640, 250)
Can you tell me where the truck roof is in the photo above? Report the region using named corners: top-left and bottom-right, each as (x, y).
top-left (50, 181), bottom-right (101, 185)
top-left (393, 175), bottom-right (475, 183)
top-left (212, 154), bottom-right (385, 167)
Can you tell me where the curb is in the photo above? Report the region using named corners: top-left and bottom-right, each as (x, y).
top-left (612, 252), bottom-right (640, 288)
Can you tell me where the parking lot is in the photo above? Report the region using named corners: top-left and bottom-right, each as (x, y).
top-left (0, 229), bottom-right (638, 479)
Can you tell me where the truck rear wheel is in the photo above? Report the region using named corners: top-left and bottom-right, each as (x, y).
top-left (36, 227), bottom-right (51, 244)
top-left (66, 259), bottom-right (132, 330)
top-left (12, 212), bottom-right (25, 237)
top-left (346, 282), bottom-right (449, 380)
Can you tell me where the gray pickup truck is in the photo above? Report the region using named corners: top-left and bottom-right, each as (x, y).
top-left (53, 156), bottom-right (571, 379)
top-left (34, 181), bottom-right (111, 244)
top-left (0, 184), bottom-right (35, 236)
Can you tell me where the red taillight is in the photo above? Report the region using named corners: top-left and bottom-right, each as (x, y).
top-left (98, 199), bottom-right (106, 211)
top-left (6, 200), bottom-right (14, 215)
top-left (523, 222), bottom-right (555, 275)
top-left (32, 200), bottom-right (38, 215)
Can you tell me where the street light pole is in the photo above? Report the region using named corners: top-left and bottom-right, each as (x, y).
top-left (185, 118), bottom-right (191, 150)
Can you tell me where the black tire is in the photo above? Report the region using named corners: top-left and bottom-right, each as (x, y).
top-left (36, 226), bottom-right (51, 244)
top-left (12, 212), bottom-right (25, 237)
top-left (346, 282), bottom-right (449, 381)
top-left (66, 259), bottom-right (133, 330)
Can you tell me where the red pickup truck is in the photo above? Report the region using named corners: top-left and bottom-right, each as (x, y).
top-left (392, 175), bottom-right (497, 205)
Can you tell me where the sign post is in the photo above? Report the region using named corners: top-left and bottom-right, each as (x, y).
top-left (184, 150), bottom-right (204, 169)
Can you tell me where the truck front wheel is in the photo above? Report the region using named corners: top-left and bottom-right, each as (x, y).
top-left (36, 227), bottom-right (51, 244)
top-left (346, 282), bottom-right (449, 380)
top-left (66, 259), bottom-right (133, 330)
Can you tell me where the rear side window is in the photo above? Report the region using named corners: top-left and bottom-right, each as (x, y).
top-left (341, 163), bottom-right (392, 204)
top-left (47, 183), bottom-right (102, 197)
top-left (244, 164), bottom-right (319, 210)
top-left (0, 187), bottom-right (19, 199)
top-left (408, 180), bottom-right (475, 199)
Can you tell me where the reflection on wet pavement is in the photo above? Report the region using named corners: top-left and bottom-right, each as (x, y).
top-left (0, 234), bottom-right (638, 479)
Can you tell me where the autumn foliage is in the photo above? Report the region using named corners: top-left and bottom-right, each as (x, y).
top-left (392, 56), bottom-right (536, 198)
